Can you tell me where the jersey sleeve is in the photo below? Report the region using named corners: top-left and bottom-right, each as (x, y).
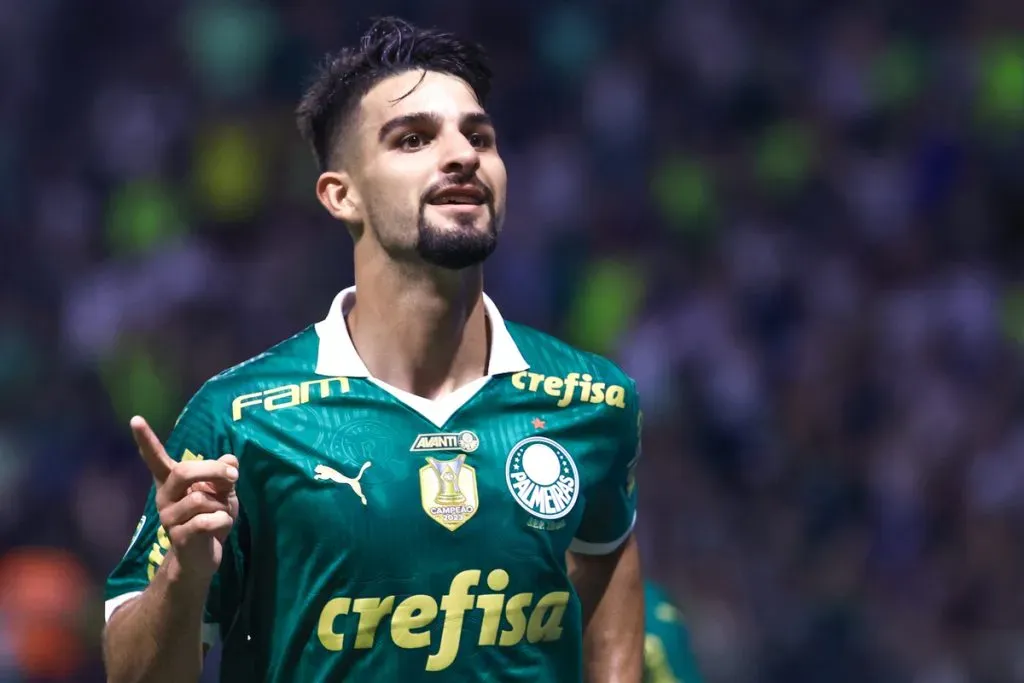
top-left (570, 378), bottom-right (641, 555)
top-left (104, 387), bottom-right (244, 648)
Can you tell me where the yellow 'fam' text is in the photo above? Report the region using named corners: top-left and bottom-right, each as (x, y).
top-left (232, 377), bottom-right (350, 421)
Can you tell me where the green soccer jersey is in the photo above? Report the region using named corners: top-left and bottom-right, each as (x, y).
top-left (105, 287), bottom-right (641, 683)
top-left (643, 582), bottom-right (704, 683)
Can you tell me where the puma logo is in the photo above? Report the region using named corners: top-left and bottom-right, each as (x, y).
top-left (313, 462), bottom-right (372, 505)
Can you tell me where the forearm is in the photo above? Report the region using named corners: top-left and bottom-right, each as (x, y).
top-left (571, 534), bottom-right (645, 683)
top-left (103, 554), bottom-right (208, 683)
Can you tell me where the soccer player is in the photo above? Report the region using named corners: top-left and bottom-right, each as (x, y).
top-left (643, 581), bottom-right (704, 683)
top-left (102, 16), bottom-right (644, 683)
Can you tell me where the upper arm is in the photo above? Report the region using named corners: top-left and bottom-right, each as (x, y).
top-left (570, 377), bottom-right (642, 556)
top-left (104, 387), bottom-right (245, 648)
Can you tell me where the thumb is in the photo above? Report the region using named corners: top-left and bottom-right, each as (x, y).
top-left (205, 454), bottom-right (240, 494)
top-left (218, 454), bottom-right (240, 469)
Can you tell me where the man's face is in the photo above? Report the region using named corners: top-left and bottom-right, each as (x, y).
top-left (347, 70), bottom-right (507, 270)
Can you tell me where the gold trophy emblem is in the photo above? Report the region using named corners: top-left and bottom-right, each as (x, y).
top-left (428, 453), bottom-right (467, 506)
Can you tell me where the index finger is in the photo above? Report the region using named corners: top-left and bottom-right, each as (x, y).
top-left (131, 415), bottom-right (175, 484)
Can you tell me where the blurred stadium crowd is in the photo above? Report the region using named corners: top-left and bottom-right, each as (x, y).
top-left (0, 0), bottom-right (1022, 681)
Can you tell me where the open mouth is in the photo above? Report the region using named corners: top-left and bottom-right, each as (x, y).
top-left (427, 185), bottom-right (488, 206)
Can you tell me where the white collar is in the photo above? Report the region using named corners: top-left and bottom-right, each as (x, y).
top-left (314, 286), bottom-right (529, 379)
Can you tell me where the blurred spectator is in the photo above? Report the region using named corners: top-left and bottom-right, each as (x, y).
top-left (0, 548), bottom-right (94, 681)
top-left (2, 0), bottom-right (1022, 681)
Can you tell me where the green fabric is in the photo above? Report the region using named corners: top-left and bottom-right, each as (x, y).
top-left (644, 581), bottom-right (704, 683)
top-left (107, 321), bottom-right (642, 682)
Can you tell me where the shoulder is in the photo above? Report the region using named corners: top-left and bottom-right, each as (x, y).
top-left (183, 325), bottom-right (323, 419)
top-left (505, 321), bottom-right (638, 414)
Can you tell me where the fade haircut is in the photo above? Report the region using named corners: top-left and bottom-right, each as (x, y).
top-left (295, 16), bottom-right (493, 172)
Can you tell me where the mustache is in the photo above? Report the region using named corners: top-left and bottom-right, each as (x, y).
top-left (421, 177), bottom-right (494, 205)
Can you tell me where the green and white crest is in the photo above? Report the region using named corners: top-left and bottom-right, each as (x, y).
top-left (505, 436), bottom-right (579, 520)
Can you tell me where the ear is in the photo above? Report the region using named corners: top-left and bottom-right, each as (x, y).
top-left (316, 171), bottom-right (362, 225)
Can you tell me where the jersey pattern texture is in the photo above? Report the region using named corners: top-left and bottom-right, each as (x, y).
top-left (106, 307), bottom-right (640, 683)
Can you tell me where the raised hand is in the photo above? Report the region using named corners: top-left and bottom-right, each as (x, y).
top-left (131, 416), bottom-right (239, 585)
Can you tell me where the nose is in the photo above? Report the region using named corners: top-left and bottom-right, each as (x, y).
top-left (440, 131), bottom-right (480, 177)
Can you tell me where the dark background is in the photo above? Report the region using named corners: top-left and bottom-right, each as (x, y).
top-left (0, 0), bottom-right (1022, 681)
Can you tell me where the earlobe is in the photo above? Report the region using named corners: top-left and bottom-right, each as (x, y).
top-left (316, 172), bottom-right (362, 224)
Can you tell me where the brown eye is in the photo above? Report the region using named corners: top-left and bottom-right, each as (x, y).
top-left (400, 134), bottom-right (425, 150)
top-left (468, 133), bottom-right (492, 148)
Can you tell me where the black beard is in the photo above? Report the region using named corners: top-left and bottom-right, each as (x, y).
top-left (415, 204), bottom-right (498, 270)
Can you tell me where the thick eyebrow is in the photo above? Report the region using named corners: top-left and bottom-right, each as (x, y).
top-left (377, 111), bottom-right (494, 142)
top-left (461, 112), bottom-right (494, 130)
top-left (378, 112), bottom-right (441, 142)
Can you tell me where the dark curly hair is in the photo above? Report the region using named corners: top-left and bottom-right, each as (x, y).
top-left (295, 17), bottom-right (493, 172)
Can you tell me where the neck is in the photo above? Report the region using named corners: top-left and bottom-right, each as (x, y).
top-left (347, 251), bottom-right (490, 399)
